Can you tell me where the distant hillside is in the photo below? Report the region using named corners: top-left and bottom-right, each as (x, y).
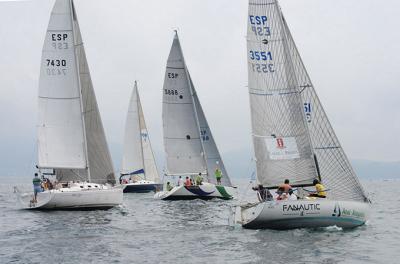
top-left (352, 159), bottom-right (400, 180)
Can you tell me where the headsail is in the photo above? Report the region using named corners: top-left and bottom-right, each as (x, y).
top-left (138, 88), bottom-right (160, 183)
top-left (39, 0), bottom-right (115, 184)
top-left (191, 77), bottom-right (232, 186)
top-left (247, 0), bottom-right (317, 188)
top-left (162, 33), bottom-right (206, 175)
top-left (281, 16), bottom-right (367, 202)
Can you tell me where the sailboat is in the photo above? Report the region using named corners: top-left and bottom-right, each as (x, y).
top-left (154, 32), bottom-right (236, 200)
top-left (238, 0), bottom-right (369, 229)
top-left (120, 81), bottom-right (163, 193)
top-left (15, 0), bottom-right (123, 209)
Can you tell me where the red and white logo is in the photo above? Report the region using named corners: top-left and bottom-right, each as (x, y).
top-left (276, 138), bottom-right (285, 149)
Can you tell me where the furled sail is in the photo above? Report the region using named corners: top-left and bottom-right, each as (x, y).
top-left (38, 0), bottom-right (115, 184)
top-left (162, 33), bottom-right (206, 175)
top-left (281, 16), bottom-right (367, 202)
top-left (191, 77), bottom-right (232, 186)
top-left (247, 0), bottom-right (317, 188)
top-left (122, 82), bottom-right (160, 183)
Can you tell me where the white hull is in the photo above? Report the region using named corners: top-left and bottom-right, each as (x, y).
top-left (15, 183), bottom-right (123, 210)
top-left (154, 183), bottom-right (236, 200)
top-left (239, 199), bottom-right (369, 230)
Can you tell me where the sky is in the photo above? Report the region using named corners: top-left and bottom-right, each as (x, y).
top-left (0, 0), bottom-right (399, 179)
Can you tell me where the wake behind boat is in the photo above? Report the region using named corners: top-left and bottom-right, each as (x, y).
top-left (15, 0), bottom-right (123, 209)
top-left (236, 0), bottom-right (370, 229)
top-left (120, 82), bottom-right (162, 193)
top-left (155, 32), bottom-right (236, 200)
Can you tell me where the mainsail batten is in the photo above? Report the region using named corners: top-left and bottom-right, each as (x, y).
top-left (247, 0), bottom-right (367, 202)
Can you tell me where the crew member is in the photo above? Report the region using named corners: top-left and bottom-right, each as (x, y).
top-left (309, 179), bottom-right (327, 198)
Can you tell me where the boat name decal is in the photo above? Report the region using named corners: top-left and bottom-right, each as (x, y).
top-left (341, 208), bottom-right (365, 218)
top-left (282, 203), bottom-right (320, 212)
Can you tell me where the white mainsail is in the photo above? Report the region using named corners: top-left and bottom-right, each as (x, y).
top-left (247, 0), bottom-right (367, 201)
top-left (122, 82), bottom-right (160, 182)
top-left (162, 33), bottom-right (232, 186)
top-left (162, 33), bottom-right (206, 175)
top-left (38, 0), bottom-right (115, 184)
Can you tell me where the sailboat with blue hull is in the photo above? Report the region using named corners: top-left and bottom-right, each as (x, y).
top-left (120, 82), bottom-right (162, 193)
top-left (237, 0), bottom-right (370, 229)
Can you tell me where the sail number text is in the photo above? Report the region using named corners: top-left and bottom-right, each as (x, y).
top-left (249, 15), bottom-right (270, 36)
top-left (251, 63), bottom-right (274, 73)
top-left (168, 73), bottom-right (179, 79)
top-left (45, 59), bottom-right (67, 76)
top-left (249, 51), bottom-right (273, 61)
top-left (50, 33), bottom-right (69, 50)
top-left (164, 89), bottom-right (178, 95)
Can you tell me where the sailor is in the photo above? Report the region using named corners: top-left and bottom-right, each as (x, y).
top-left (177, 176), bottom-right (184, 186)
top-left (185, 176), bottom-right (191, 186)
top-left (195, 173), bottom-right (203, 186)
top-left (309, 179), bottom-right (327, 198)
top-left (166, 182), bottom-right (173, 192)
top-left (215, 167), bottom-right (222, 185)
top-left (32, 173), bottom-right (42, 203)
top-left (278, 179), bottom-right (292, 193)
top-left (252, 184), bottom-right (272, 201)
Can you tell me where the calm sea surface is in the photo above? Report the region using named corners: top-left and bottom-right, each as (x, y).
top-left (0, 179), bottom-right (399, 263)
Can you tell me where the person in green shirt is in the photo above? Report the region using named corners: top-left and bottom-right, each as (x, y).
top-left (166, 182), bottom-right (174, 192)
top-left (215, 167), bottom-right (222, 185)
top-left (32, 173), bottom-right (42, 203)
top-left (195, 173), bottom-right (203, 186)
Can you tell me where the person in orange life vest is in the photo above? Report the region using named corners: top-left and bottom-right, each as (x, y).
top-left (185, 176), bottom-right (191, 186)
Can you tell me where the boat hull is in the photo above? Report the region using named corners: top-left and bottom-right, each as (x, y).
top-left (240, 199), bottom-right (369, 230)
top-left (154, 183), bottom-right (235, 200)
top-left (16, 187), bottom-right (123, 210)
top-left (123, 182), bottom-right (163, 193)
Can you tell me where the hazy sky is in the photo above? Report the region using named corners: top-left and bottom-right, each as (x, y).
top-left (0, 0), bottom-right (399, 177)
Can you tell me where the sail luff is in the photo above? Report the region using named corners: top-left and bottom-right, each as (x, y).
top-left (136, 84), bottom-right (146, 179)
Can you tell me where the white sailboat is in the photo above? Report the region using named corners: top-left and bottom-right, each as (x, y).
top-left (155, 32), bottom-right (236, 200)
top-left (120, 81), bottom-right (163, 193)
top-left (238, 0), bottom-right (369, 229)
top-left (15, 0), bottom-right (123, 209)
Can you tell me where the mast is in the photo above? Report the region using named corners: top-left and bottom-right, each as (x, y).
top-left (135, 82), bottom-right (146, 179)
top-left (70, 0), bottom-right (90, 182)
top-left (175, 32), bottom-right (209, 177)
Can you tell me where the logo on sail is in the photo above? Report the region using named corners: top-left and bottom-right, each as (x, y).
top-left (265, 137), bottom-right (300, 160)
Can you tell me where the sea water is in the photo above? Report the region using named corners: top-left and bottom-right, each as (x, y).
top-left (0, 179), bottom-right (399, 263)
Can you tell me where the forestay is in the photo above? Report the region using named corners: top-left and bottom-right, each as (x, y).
top-left (247, 0), bottom-right (317, 188)
top-left (162, 33), bottom-right (206, 175)
top-left (39, 0), bottom-right (115, 184)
